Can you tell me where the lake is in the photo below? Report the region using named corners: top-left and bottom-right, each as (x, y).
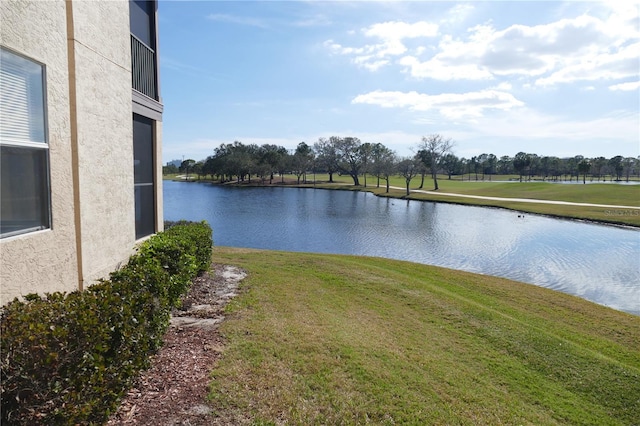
top-left (164, 180), bottom-right (640, 315)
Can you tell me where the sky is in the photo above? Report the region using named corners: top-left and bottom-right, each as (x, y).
top-left (157, 1), bottom-right (640, 164)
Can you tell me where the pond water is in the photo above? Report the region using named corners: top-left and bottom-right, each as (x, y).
top-left (164, 181), bottom-right (640, 315)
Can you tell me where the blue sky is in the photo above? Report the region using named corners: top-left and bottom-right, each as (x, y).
top-left (158, 1), bottom-right (639, 164)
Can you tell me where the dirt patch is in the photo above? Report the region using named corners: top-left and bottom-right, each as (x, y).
top-left (107, 264), bottom-right (246, 425)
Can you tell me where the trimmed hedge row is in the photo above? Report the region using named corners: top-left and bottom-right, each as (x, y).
top-left (0, 221), bottom-right (212, 425)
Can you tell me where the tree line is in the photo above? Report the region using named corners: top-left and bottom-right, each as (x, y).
top-left (163, 136), bottom-right (640, 192)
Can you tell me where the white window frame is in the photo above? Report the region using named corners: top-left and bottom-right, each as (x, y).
top-left (0, 47), bottom-right (51, 239)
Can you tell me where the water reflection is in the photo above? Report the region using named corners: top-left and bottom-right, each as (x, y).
top-left (164, 181), bottom-right (640, 315)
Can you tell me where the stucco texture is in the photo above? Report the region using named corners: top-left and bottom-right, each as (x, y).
top-left (69, 0), bottom-right (137, 285)
top-left (0, 0), bottom-right (78, 304)
top-left (1, 0), bottom-right (147, 303)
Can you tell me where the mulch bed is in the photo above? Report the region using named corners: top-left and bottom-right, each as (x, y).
top-left (107, 266), bottom-right (244, 425)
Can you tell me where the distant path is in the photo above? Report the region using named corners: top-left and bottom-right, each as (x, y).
top-left (388, 186), bottom-right (640, 210)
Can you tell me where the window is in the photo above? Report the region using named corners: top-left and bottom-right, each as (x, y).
top-left (0, 47), bottom-right (50, 238)
top-left (133, 113), bottom-right (155, 239)
top-left (129, 0), bottom-right (155, 49)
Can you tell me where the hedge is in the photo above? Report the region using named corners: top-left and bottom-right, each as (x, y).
top-left (0, 221), bottom-right (212, 425)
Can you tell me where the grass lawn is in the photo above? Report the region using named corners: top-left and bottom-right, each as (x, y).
top-left (304, 174), bottom-right (640, 227)
top-left (209, 247), bottom-right (640, 425)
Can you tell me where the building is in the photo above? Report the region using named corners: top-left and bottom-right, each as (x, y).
top-left (0, 0), bottom-right (163, 304)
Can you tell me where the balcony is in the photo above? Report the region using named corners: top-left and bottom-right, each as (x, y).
top-left (131, 35), bottom-right (157, 100)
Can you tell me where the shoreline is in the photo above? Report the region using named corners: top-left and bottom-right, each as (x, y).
top-left (168, 177), bottom-right (640, 229)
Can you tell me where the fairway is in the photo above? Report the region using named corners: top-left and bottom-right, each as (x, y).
top-left (209, 247), bottom-right (640, 425)
top-left (299, 174), bottom-right (640, 227)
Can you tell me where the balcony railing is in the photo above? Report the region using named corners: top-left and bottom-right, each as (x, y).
top-left (131, 35), bottom-right (157, 100)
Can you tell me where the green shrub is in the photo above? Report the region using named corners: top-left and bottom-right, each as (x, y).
top-left (0, 221), bottom-right (212, 425)
top-left (164, 220), bottom-right (213, 273)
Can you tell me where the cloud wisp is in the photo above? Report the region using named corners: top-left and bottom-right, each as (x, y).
top-left (352, 89), bottom-right (525, 120)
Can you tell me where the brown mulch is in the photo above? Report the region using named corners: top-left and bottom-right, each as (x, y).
top-left (107, 264), bottom-right (246, 425)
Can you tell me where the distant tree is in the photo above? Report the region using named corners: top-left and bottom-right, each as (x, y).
top-left (497, 155), bottom-right (513, 175)
top-left (416, 134), bottom-right (454, 190)
top-left (314, 137), bottom-right (340, 183)
top-left (254, 161), bottom-right (272, 184)
top-left (477, 154), bottom-right (488, 180)
top-left (203, 155), bottom-right (220, 180)
top-left (568, 155), bottom-right (584, 182)
top-left (292, 142), bottom-right (314, 184)
top-left (548, 156), bottom-right (562, 181)
top-left (335, 136), bottom-right (364, 186)
top-left (441, 153), bottom-right (461, 180)
top-left (591, 157), bottom-right (607, 181)
top-left (609, 155), bottom-right (624, 181)
top-left (513, 152), bottom-right (531, 182)
top-left (539, 156), bottom-right (551, 181)
top-left (360, 142), bottom-right (373, 188)
top-left (163, 163), bottom-right (178, 175)
top-left (397, 158), bottom-right (420, 196)
top-left (192, 161), bottom-right (204, 180)
top-left (180, 159), bottom-right (196, 180)
top-left (485, 154), bottom-right (497, 181)
top-left (369, 144), bottom-right (397, 192)
top-left (469, 156), bottom-right (479, 181)
top-left (623, 157), bottom-right (637, 182)
top-left (577, 159), bottom-right (591, 184)
top-left (258, 144), bottom-right (288, 184)
top-left (527, 154), bottom-right (540, 180)
top-left (277, 151), bottom-right (292, 183)
top-left (414, 149), bottom-right (431, 189)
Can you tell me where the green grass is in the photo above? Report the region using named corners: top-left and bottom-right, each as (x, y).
top-left (408, 179), bottom-right (640, 206)
top-left (302, 174), bottom-right (640, 227)
top-left (209, 247), bottom-right (640, 425)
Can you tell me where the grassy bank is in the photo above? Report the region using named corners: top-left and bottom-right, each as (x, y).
top-left (209, 247), bottom-right (640, 425)
top-left (164, 173), bottom-right (640, 226)
top-left (302, 175), bottom-right (640, 227)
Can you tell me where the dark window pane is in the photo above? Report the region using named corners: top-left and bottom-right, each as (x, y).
top-left (129, 0), bottom-right (154, 48)
top-left (0, 146), bottom-right (50, 237)
top-left (135, 184), bottom-right (155, 239)
top-left (133, 113), bottom-right (155, 239)
top-left (133, 114), bottom-right (153, 184)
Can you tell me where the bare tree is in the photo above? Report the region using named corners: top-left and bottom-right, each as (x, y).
top-left (397, 158), bottom-right (420, 196)
top-left (370, 143), bottom-right (397, 192)
top-left (417, 134), bottom-right (454, 190)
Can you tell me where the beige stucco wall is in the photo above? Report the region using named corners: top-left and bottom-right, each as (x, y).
top-left (1, 0), bottom-right (163, 303)
top-left (68, 0), bottom-right (137, 286)
top-left (0, 0), bottom-right (79, 304)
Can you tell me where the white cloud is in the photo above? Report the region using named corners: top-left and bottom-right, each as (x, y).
top-left (398, 55), bottom-right (493, 81)
top-left (491, 82), bottom-right (513, 91)
top-left (363, 21), bottom-right (439, 40)
top-left (535, 41), bottom-right (640, 86)
top-left (328, 4), bottom-right (639, 87)
top-left (609, 81), bottom-right (640, 91)
top-left (352, 89), bottom-right (524, 120)
top-left (324, 20), bottom-right (439, 71)
top-left (442, 3), bottom-right (475, 25)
